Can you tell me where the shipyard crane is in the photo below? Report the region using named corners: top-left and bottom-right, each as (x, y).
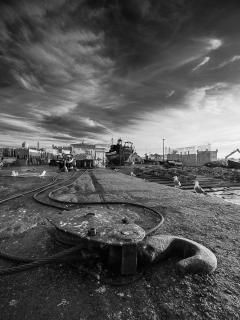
top-left (225, 148), bottom-right (240, 160)
top-left (224, 148), bottom-right (240, 168)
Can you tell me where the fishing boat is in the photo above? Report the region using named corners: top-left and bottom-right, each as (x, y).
top-left (106, 139), bottom-right (134, 166)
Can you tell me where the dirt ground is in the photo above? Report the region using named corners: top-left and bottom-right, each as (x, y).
top-left (0, 166), bottom-right (239, 320)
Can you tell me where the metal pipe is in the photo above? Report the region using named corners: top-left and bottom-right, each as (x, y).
top-left (162, 138), bottom-right (165, 161)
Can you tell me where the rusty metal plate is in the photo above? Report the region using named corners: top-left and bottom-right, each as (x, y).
top-left (51, 208), bottom-right (145, 245)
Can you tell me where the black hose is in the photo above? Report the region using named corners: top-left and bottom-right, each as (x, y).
top-left (0, 245), bottom-right (83, 276)
top-left (32, 170), bottom-right (85, 211)
top-left (0, 169), bottom-right (81, 206)
top-left (0, 176), bottom-right (57, 204)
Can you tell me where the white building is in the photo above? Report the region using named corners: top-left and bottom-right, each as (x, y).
top-left (70, 143), bottom-right (95, 160)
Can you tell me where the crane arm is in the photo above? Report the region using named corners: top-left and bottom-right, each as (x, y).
top-left (225, 148), bottom-right (240, 160)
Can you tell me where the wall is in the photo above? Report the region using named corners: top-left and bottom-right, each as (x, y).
top-left (167, 150), bottom-right (218, 166)
top-left (167, 153), bottom-right (197, 166)
top-left (1, 148), bottom-right (15, 157)
top-left (182, 154), bottom-right (197, 166)
top-left (197, 150), bottom-right (218, 166)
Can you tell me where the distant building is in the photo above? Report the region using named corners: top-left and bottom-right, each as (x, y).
top-left (167, 149), bottom-right (218, 166)
top-left (14, 143), bottom-right (49, 165)
top-left (0, 147), bottom-right (15, 158)
top-left (71, 143), bottom-right (95, 160)
top-left (95, 145), bottom-right (107, 167)
top-left (45, 146), bottom-right (59, 158)
top-left (197, 150), bottom-right (218, 166)
top-left (53, 145), bottom-right (72, 155)
top-left (168, 143), bottom-right (211, 155)
top-left (149, 153), bottom-right (163, 161)
top-left (62, 147), bottom-right (72, 155)
top-left (15, 147), bottom-right (45, 165)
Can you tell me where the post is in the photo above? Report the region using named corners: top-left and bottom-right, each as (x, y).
top-left (162, 138), bottom-right (165, 161)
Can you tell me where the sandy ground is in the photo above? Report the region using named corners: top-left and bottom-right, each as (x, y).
top-left (0, 166), bottom-right (239, 320)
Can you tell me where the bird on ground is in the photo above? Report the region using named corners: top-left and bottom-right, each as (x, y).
top-left (39, 170), bottom-right (46, 178)
top-left (173, 176), bottom-right (181, 188)
top-left (130, 171), bottom-right (136, 177)
top-left (194, 180), bottom-right (207, 195)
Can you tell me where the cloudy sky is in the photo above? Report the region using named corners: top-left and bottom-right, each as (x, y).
top-left (1, 0), bottom-right (240, 157)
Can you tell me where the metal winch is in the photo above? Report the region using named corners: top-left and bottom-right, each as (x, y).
top-left (50, 207), bottom-right (146, 275)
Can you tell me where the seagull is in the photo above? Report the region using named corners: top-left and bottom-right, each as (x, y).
top-left (194, 180), bottom-right (207, 195)
top-left (39, 170), bottom-right (46, 178)
top-left (173, 176), bottom-right (181, 188)
top-left (11, 170), bottom-right (16, 176)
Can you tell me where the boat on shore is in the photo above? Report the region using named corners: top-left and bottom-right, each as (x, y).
top-left (227, 159), bottom-right (240, 169)
top-left (106, 139), bottom-right (134, 166)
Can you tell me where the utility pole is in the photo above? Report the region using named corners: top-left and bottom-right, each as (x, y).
top-left (162, 138), bottom-right (165, 161)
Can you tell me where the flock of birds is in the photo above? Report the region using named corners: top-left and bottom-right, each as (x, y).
top-left (129, 171), bottom-right (207, 195)
top-left (172, 175), bottom-right (207, 194)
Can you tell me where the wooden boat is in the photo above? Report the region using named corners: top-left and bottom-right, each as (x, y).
top-left (227, 159), bottom-right (240, 169)
top-left (106, 139), bottom-right (134, 166)
top-left (204, 160), bottom-right (227, 168)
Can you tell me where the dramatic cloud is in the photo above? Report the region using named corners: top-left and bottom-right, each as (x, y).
top-left (1, 0), bottom-right (240, 156)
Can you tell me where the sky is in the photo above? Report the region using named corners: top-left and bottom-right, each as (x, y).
top-left (1, 0), bottom-right (240, 157)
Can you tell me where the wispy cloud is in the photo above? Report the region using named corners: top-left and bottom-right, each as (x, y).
top-left (192, 56), bottom-right (210, 71)
top-left (214, 55), bottom-right (240, 69)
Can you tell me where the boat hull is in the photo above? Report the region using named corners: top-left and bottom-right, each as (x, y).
top-left (227, 159), bottom-right (240, 169)
top-left (106, 150), bottom-right (133, 165)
